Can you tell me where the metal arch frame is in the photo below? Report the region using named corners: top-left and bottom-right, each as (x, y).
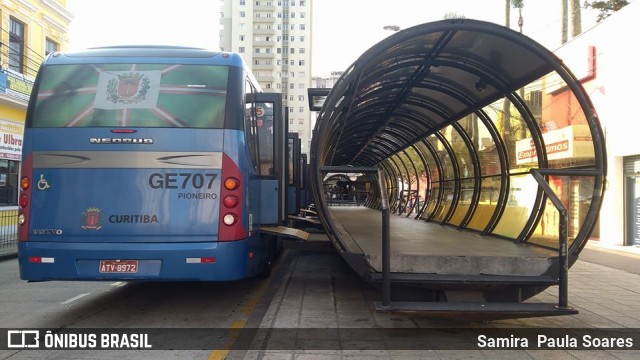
top-left (380, 162), bottom-right (398, 212)
top-left (309, 19), bottom-right (607, 272)
top-left (335, 64), bottom-right (491, 166)
top-left (382, 104), bottom-right (510, 233)
top-left (410, 141), bottom-right (435, 220)
top-left (505, 90), bottom-right (551, 243)
top-left (430, 131), bottom-right (461, 224)
top-left (343, 77), bottom-right (485, 165)
top-left (450, 121), bottom-right (483, 228)
top-left (326, 71), bottom-right (366, 166)
top-left (419, 137), bottom-right (446, 222)
top-left (346, 31), bottom-right (459, 163)
top-left (474, 108), bottom-right (512, 235)
top-left (347, 81), bottom-right (494, 226)
top-left (453, 19), bottom-right (607, 252)
top-left (407, 143), bottom-right (432, 219)
top-left (384, 155), bottom-right (407, 214)
top-left (392, 150), bottom-right (419, 216)
top-left (399, 148), bottom-right (422, 218)
top-left (373, 119), bottom-right (443, 220)
top-left (367, 128), bottom-right (421, 165)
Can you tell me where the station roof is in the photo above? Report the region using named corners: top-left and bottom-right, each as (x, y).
top-left (310, 18), bottom-right (606, 252)
top-left (312, 19), bottom-right (561, 166)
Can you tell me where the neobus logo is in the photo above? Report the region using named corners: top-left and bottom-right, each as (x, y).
top-left (89, 138), bottom-right (154, 144)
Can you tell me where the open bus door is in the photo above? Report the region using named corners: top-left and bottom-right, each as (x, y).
top-left (253, 98), bottom-right (309, 241)
top-left (286, 133), bottom-right (301, 216)
top-left (284, 135), bottom-right (319, 229)
top-left (299, 153), bottom-right (311, 209)
top-left (254, 93), bottom-right (286, 226)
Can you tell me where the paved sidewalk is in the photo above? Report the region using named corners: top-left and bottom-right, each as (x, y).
top-left (581, 241), bottom-right (640, 275)
top-left (0, 243), bottom-right (16, 261)
top-left (2, 237), bottom-right (640, 358)
top-left (232, 244), bottom-right (640, 359)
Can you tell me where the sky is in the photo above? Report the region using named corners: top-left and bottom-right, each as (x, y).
top-left (66, 0), bottom-right (619, 77)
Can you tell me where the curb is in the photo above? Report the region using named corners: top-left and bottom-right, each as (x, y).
top-left (0, 252), bottom-right (17, 261)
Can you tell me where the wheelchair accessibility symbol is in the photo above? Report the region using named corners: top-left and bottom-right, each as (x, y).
top-left (37, 174), bottom-right (51, 191)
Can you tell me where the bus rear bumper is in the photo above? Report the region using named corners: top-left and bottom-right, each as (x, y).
top-left (18, 240), bottom-right (253, 282)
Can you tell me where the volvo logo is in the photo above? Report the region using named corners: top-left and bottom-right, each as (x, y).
top-left (89, 138), bottom-right (154, 144)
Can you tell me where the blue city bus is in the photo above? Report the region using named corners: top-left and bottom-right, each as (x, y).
top-left (18, 46), bottom-right (287, 281)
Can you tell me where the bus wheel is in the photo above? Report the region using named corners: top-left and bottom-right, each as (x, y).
top-left (257, 236), bottom-right (276, 278)
top-left (257, 260), bottom-right (272, 279)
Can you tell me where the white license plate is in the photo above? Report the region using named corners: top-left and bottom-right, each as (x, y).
top-left (99, 260), bottom-right (138, 273)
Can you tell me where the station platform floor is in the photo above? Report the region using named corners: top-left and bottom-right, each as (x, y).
top-left (327, 206), bottom-right (557, 276)
top-left (227, 236), bottom-right (640, 359)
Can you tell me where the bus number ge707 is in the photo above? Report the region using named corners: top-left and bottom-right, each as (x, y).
top-left (148, 173), bottom-right (218, 190)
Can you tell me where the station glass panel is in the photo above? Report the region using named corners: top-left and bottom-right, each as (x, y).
top-left (485, 99), bottom-right (536, 172)
top-left (492, 174), bottom-right (539, 239)
top-left (434, 180), bottom-right (454, 222)
top-left (449, 178), bottom-right (474, 226)
top-left (427, 135), bottom-right (454, 180)
top-left (467, 174), bottom-right (503, 231)
top-left (528, 175), bottom-right (596, 248)
top-left (536, 75), bottom-right (596, 169)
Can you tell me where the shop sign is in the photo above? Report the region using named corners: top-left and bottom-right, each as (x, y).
top-left (0, 119), bottom-right (24, 161)
top-left (515, 124), bottom-right (594, 165)
top-left (0, 69), bottom-right (34, 102)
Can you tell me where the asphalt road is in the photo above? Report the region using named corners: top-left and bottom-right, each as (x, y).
top-left (0, 251), bottom-right (291, 359)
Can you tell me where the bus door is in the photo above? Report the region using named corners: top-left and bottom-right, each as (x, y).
top-left (287, 133), bottom-right (302, 216)
top-left (299, 153), bottom-right (311, 209)
top-left (254, 93), bottom-right (286, 225)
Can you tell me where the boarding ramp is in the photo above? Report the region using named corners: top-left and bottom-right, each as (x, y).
top-left (307, 19), bottom-right (606, 318)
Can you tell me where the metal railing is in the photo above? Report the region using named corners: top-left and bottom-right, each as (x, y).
top-left (529, 168), bottom-right (600, 309)
top-left (0, 210), bottom-right (18, 249)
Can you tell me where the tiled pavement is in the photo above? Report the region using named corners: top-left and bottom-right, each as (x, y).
top-left (233, 244), bottom-right (640, 359)
top-left (3, 240), bottom-right (640, 359)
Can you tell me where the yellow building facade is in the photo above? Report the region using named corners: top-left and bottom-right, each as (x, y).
top-left (0, 0), bottom-right (71, 216)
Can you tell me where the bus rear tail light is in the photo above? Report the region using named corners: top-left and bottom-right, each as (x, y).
top-left (218, 154), bottom-right (246, 241)
top-left (21, 177), bottom-right (30, 190)
top-left (19, 194), bottom-right (29, 208)
top-left (20, 176), bottom-right (30, 208)
top-left (18, 155), bottom-right (33, 241)
top-left (223, 195), bottom-right (239, 208)
top-left (223, 213), bottom-right (238, 225)
top-left (224, 177), bottom-right (240, 191)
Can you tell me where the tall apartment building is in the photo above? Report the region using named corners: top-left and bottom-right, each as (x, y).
top-left (219, 0), bottom-right (313, 154)
top-left (310, 70), bottom-right (342, 129)
top-left (0, 0), bottom-right (71, 213)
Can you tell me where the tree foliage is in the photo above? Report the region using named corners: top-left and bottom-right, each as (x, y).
top-left (443, 11), bottom-right (466, 19)
top-left (584, 0), bottom-right (629, 22)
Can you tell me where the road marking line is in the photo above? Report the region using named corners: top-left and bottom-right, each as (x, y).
top-left (60, 293), bottom-right (90, 305)
top-left (208, 251), bottom-right (291, 359)
top-left (208, 320), bottom-right (246, 360)
top-left (110, 282), bottom-right (126, 287)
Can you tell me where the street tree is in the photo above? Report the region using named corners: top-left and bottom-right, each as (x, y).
top-left (584, 0), bottom-right (629, 22)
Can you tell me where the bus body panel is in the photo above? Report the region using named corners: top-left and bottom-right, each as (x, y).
top-left (19, 128), bottom-right (266, 281)
top-left (18, 48), bottom-right (275, 282)
top-left (25, 128), bottom-right (224, 241)
top-left (18, 240), bottom-right (252, 281)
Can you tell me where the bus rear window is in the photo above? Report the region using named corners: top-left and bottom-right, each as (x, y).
top-left (31, 63), bottom-right (228, 128)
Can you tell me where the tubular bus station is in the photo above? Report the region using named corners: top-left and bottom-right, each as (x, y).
top-left (306, 19), bottom-right (606, 318)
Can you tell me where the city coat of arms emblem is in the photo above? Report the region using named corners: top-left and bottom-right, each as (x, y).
top-left (106, 72), bottom-right (151, 105)
top-left (81, 207), bottom-right (103, 230)
top-left (94, 70), bottom-right (161, 110)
